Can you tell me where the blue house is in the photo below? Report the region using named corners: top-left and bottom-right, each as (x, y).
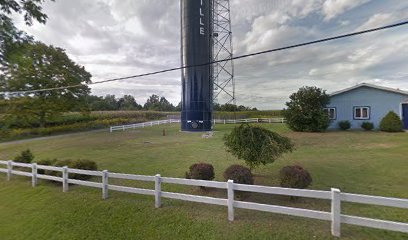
top-left (325, 83), bottom-right (408, 130)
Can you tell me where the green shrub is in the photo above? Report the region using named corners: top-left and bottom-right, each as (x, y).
top-left (223, 165), bottom-right (254, 185)
top-left (14, 149), bottom-right (34, 163)
top-left (361, 122), bottom-right (374, 131)
top-left (280, 165), bottom-right (312, 189)
top-left (185, 163), bottom-right (215, 181)
top-left (224, 124), bottom-right (294, 169)
top-left (36, 159), bottom-right (57, 174)
top-left (53, 159), bottom-right (98, 180)
top-left (338, 121), bottom-right (351, 130)
top-left (283, 86), bottom-right (331, 132)
top-left (380, 111), bottom-right (403, 132)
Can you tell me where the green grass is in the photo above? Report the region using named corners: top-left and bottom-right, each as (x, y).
top-left (0, 124), bottom-right (407, 240)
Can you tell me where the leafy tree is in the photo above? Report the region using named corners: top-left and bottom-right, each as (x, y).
top-left (283, 86), bottom-right (330, 132)
top-left (158, 96), bottom-right (175, 111)
top-left (143, 94), bottom-right (175, 111)
top-left (175, 102), bottom-right (182, 111)
top-left (213, 103), bottom-right (256, 112)
top-left (2, 42), bottom-right (91, 127)
top-left (118, 95), bottom-right (142, 110)
top-left (144, 94), bottom-right (160, 110)
top-left (1, 0), bottom-right (54, 65)
top-left (224, 124), bottom-right (294, 169)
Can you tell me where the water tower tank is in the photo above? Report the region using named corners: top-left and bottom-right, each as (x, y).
top-left (180, 0), bottom-right (213, 131)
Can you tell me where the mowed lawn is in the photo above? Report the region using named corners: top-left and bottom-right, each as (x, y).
top-left (0, 124), bottom-right (407, 240)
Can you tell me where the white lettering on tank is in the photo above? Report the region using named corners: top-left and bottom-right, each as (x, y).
top-left (199, 0), bottom-right (205, 35)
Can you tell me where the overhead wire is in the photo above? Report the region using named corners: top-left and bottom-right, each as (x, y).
top-left (2, 20), bottom-right (408, 95)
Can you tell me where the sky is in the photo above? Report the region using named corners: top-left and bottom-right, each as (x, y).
top-left (12, 0), bottom-right (408, 109)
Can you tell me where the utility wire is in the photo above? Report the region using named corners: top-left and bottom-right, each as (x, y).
top-left (3, 20), bottom-right (408, 95)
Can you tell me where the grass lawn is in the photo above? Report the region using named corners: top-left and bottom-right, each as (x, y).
top-left (0, 124), bottom-right (407, 240)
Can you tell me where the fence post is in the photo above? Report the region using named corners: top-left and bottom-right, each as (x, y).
top-left (227, 180), bottom-right (234, 221)
top-left (62, 166), bottom-right (69, 192)
top-left (155, 174), bottom-right (162, 208)
top-left (32, 163), bottom-right (37, 187)
top-left (110, 127), bottom-right (112, 133)
top-left (224, 119), bottom-right (226, 124)
top-left (102, 170), bottom-right (109, 200)
top-left (7, 160), bottom-right (12, 181)
top-left (331, 188), bottom-right (341, 237)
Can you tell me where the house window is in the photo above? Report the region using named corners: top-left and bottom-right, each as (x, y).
top-left (354, 106), bottom-right (370, 120)
top-left (324, 107), bottom-right (336, 120)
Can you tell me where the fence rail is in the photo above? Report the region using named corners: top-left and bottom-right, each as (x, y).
top-left (109, 118), bottom-right (286, 132)
top-left (0, 160), bottom-right (407, 237)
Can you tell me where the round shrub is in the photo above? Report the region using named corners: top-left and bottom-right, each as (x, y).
top-left (224, 124), bottom-right (294, 169)
top-left (185, 163), bottom-right (215, 181)
top-left (380, 111), bottom-right (403, 132)
top-left (14, 149), bottom-right (34, 163)
top-left (223, 165), bottom-right (254, 185)
top-left (280, 165), bottom-right (312, 189)
top-left (53, 159), bottom-right (98, 180)
top-left (361, 122), bottom-right (374, 131)
top-left (338, 121), bottom-right (351, 130)
top-left (36, 159), bottom-right (57, 174)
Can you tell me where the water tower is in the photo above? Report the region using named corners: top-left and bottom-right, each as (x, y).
top-left (181, 0), bottom-right (234, 132)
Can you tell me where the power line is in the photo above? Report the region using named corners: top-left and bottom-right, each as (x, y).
top-left (3, 20), bottom-right (408, 95)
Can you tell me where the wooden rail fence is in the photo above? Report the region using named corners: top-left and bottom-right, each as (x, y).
top-left (0, 160), bottom-right (407, 237)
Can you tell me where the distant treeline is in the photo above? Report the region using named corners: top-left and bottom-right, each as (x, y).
top-left (85, 94), bottom-right (258, 112)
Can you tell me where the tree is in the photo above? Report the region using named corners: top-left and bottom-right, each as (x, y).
top-left (283, 86), bottom-right (330, 132)
top-left (224, 124), bottom-right (294, 169)
top-left (144, 94), bottom-right (160, 110)
top-left (1, 0), bottom-right (54, 65)
top-left (2, 42), bottom-right (91, 127)
top-left (118, 95), bottom-right (142, 110)
top-left (158, 96), bottom-right (175, 111)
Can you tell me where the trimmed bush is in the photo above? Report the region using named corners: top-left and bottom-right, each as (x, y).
top-left (380, 111), bottom-right (403, 132)
top-left (185, 163), bottom-right (215, 181)
top-left (223, 165), bottom-right (254, 185)
top-left (224, 124), bottom-right (294, 169)
top-left (280, 165), bottom-right (312, 189)
top-left (338, 120), bottom-right (351, 130)
top-left (14, 149), bottom-right (34, 163)
top-left (36, 159), bottom-right (57, 174)
top-left (53, 159), bottom-right (98, 180)
top-left (361, 122), bottom-right (374, 131)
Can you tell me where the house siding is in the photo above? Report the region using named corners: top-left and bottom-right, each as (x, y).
top-left (327, 86), bottom-right (408, 129)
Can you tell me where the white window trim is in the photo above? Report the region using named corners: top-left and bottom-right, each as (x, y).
top-left (324, 107), bottom-right (337, 120)
top-left (354, 106), bottom-right (370, 120)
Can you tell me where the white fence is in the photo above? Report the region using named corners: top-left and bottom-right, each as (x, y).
top-left (0, 160), bottom-right (407, 237)
top-left (110, 119), bottom-right (181, 132)
top-left (110, 118), bottom-right (286, 132)
top-left (214, 118), bottom-right (286, 124)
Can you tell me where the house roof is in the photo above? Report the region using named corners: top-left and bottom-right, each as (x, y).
top-left (330, 83), bottom-right (408, 97)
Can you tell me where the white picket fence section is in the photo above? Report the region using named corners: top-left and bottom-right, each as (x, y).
top-left (0, 160), bottom-right (407, 237)
top-left (110, 118), bottom-right (286, 132)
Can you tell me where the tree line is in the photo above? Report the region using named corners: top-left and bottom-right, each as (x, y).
top-left (85, 95), bottom-right (258, 112)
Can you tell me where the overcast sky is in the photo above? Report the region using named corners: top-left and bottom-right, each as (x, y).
top-left (13, 0), bottom-right (408, 109)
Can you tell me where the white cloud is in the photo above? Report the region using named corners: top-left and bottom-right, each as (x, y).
top-left (323, 0), bottom-right (371, 21)
top-left (11, 0), bottom-right (408, 109)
